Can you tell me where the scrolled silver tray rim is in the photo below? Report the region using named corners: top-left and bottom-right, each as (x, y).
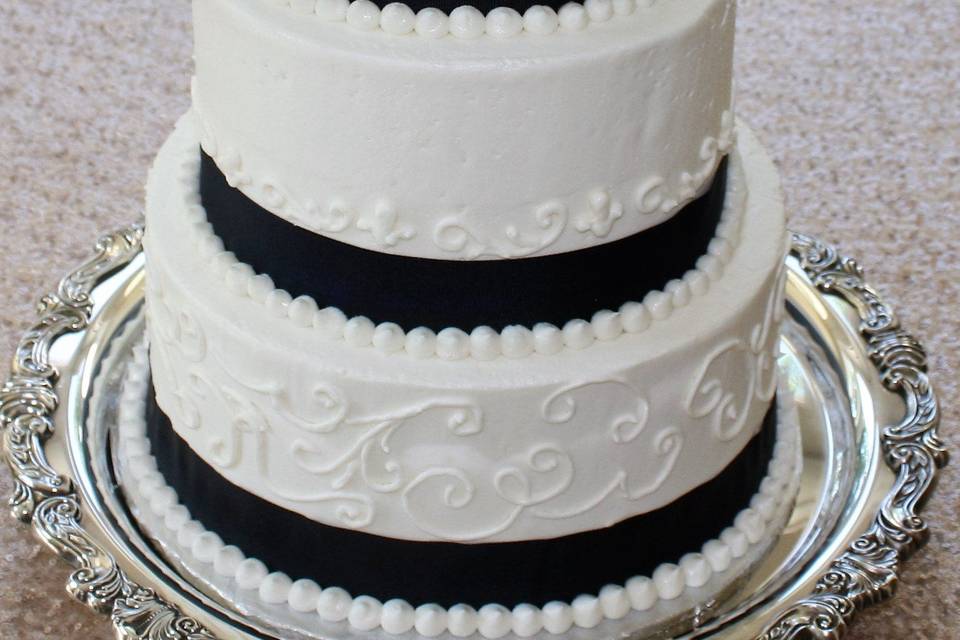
top-left (0, 225), bottom-right (948, 640)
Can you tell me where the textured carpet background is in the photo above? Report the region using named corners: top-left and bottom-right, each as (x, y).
top-left (0, 1), bottom-right (957, 638)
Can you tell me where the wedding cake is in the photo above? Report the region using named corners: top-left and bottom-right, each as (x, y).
top-left (119, 0), bottom-right (800, 636)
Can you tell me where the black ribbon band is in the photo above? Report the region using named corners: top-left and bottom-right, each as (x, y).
top-left (145, 385), bottom-right (776, 608)
top-left (200, 152), bottom-right (728, 332)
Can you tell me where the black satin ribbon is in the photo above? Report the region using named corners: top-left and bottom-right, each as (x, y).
top-left (200, 152), bottom-right (728, 332)
top-left (145, 386), bottom-right (776, 608)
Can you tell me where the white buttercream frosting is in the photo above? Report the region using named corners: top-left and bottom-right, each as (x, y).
top-left (191, 0), bottom-right (737, 258)
top-left (118, 343), bottom-right (802, 637)
top-left (164, 112), bottom-right (745, 361)
top-left (143, 115), bottom-right (788, 543)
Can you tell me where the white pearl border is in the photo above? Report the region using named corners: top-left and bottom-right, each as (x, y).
top-left (118, 343), bottom-right (801, 638)
top-left (168, 141), bottom-right (745, 362)
top-left (269, 0), bottom-right (658, 39)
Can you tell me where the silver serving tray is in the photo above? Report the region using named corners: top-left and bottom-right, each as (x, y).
top-left (0, 226), bottom-right (948, 640)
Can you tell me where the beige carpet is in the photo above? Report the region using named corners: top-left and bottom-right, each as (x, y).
top-left (0, 1), bottom-right (957, 638)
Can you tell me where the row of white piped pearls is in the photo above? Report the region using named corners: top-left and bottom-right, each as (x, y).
top-left (177, 151), bottom-right (744, 362)
top-left (119, 350), bottom-right (800, 638)
top-left (272, 0), bottom-right (656, 38)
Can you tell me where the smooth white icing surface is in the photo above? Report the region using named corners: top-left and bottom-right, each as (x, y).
top-left (119, 345), bottom-right (802, 636)
top-left (143, 115), bottom-right (787, 543)
top-left (160, 111), bottom-right (745, 360)
top-left (192, 0), bottom-right (736, 259)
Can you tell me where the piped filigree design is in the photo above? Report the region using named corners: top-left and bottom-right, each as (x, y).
top-left (0, 224), bottom-right (216, 639)
top-left (0, 228), bottom-right (949, 639)
top-left (684, 255), bottom-right (784, 442)
top-left (195, 103), bottom-right (735, 260)
top-left (756, 232), bottom-right (948, 640)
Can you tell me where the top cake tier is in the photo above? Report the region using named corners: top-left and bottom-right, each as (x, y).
top-left (193, 0), bottom-right (736, 259)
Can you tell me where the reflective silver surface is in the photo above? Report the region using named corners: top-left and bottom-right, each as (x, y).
top-left (0, 227), bottom-right (947, 639)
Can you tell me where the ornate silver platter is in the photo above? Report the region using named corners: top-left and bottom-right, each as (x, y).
top-left (0, 225), bottom-right (948, 640)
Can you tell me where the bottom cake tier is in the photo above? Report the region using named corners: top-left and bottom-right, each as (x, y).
top-left (144, 113), bottom-right (789, 553)
top-left (117, 344), bottom-right (802, 638)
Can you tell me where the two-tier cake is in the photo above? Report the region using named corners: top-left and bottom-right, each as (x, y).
top-left (117, 0), bottom-right (801, 636)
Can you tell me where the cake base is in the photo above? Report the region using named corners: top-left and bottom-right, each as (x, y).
top-left (116, 342), bottom-right (802, 638)
top-left (2, 223), bottom-right (941, 640)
